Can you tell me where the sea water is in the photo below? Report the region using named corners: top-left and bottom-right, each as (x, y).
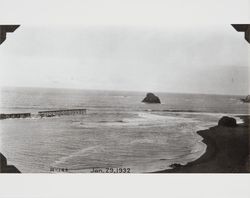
top-left (0, 87), bottom-right (249, 173)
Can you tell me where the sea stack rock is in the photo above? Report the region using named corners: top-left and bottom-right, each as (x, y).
top-left (142, 93), bottom-right (161, 104)
top-left (241, 95), bottom-right (250, 103)
top-left (218, 116), bottom-right (237, 127)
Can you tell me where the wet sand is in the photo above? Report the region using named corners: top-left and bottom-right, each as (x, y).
top-left (155, 116), bottom-right (250, 173)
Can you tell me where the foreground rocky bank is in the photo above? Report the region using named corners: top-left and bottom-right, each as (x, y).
top-left (154, 116), bottom-right (250, 173)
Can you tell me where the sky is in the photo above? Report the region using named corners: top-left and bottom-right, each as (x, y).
top-left (0, 0), bottom-right (249, 95)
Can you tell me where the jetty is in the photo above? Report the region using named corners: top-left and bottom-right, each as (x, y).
top-left (0, 109), bottom-right (87, 120)
top-left (0, 113), bottom-right (31, 120)
top-left (38, 108), bottom-right (87, 117)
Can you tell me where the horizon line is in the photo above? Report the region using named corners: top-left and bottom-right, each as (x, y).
top-left (0, 85), bottom-right (247, 97)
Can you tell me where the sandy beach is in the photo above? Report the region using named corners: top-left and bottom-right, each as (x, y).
top-left (155, 115), bottom-right (250, 173)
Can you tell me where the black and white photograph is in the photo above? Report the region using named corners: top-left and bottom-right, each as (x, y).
top-left (0, 0), bottom-right (249, 197)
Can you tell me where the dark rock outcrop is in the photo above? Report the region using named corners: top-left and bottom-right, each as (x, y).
top-left (218, 116), bottom-right (237, 127)
top-left (142, 93), bottom-right (161, 104)
top-left (241, 95), bottom-right (250, 103)
top-left (170, 163), bottom-right (182, 169)
top-left (0, 153), bottom-right (21, 173)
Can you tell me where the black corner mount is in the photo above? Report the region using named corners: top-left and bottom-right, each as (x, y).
top-left (231, 24), bottom-right (250, 44)
top-left (0, 25), bottom-right (20, 45)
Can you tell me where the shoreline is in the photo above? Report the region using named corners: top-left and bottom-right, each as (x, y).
top-left (1, 114), bottom-right (249, 173)
top-left (154, 115), bottom-right (250, 173)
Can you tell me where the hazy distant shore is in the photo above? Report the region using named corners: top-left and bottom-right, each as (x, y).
top-left (154, 115), bottom-right (250, 173)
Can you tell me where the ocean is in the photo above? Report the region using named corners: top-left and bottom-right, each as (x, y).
top-left (0, 87), bottom-right (249, 173)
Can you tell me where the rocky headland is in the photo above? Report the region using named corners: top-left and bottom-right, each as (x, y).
top-left (154, 116), bottom-right (250, 173)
